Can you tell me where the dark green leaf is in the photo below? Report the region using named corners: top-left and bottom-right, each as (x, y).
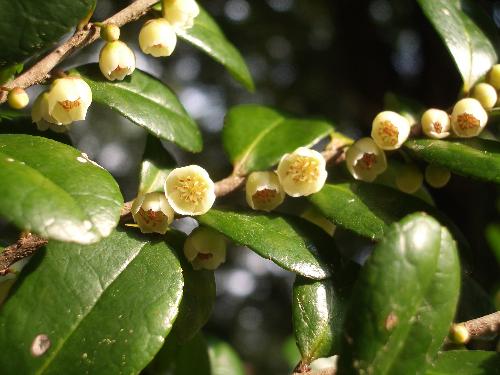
top-left (75, 64), bottom-right (202, 153)
top-left (198, 209), bottom-right (331, 280)
top-left (0, 134), bottom-right (123, 244)
top-left (207, 336), bottom-right (246, 375)
top-left (292, 277), bottom-right (342, 364)
top-left (0, 106), bottom-right (28, 123)
top-left (339, 213), bottom-right (461, 375)
top-left (486, 223), bottom-right (500, 264)
top-left (427, 351), bottom-right (500, 375)
top-left (177, 6), bottom-right (254, 91)
top-left (0, 63), bottom-right (23, 85)
top-left (0, 229), bottom-right (184, 374)
top-left (417, 0), bottom-right (497, 90)
top-left (223, 105), bottom-right (333, 173)
top-left (405, 138), bottom-right (500, 184)
top-left (139, 135), bottom-right (176, 194)
top-left (0, 1), bottom-right (95, 65)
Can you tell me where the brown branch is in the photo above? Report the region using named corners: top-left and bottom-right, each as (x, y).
top-left (0, 233), bottom-right (47, 275)
top-left (450, 311), bottom-right (500, 343)
top-left (0, 0), bottom-right (159, 103)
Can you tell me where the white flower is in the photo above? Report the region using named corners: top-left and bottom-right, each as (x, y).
top-left (345, 137), bottom-right (387, 182)
top-left (425, 165), bottom-right (451, 189)
top-left (46, 77), bottom-right (92, 125)
top-left (371, 111), bottom-right (411, 150)
top-left (450, 98), bottom-right (488, 138)
top-left (276, 147), bottom-right (327, 197)
top-left (99, 41), bottom-right (136, 81)
top-left (421, 109), bottom-right (450, 139)
top-left (395, 164), bottom-right (423, 194)
top-left (32, 92), bottom-right (66, 132)
top-left (164, 165), bottom-right (215, 215)
top-left (163, 0), bottom-right (200, 30)
top-left (245, 171), bottom-right (285, 212)
top-left (7, 87), bottom-right (29, 109)
top-left (471, 83), bottom-right (497, 110)
top-left (183, 227), bottom-right (226, 270)
top-left (131, 192), bottom-right (174, 234)
top-left (139, 18), bottom-right (177, 57)
top-left (487, 64), bottom-right (500, 90)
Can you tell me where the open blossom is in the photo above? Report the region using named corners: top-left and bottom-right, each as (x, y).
top-left (183, 227), bottom-right (226, 270)
top-left (163, 0), bottom-right (200, 30)
top-left (32, 92), bottom-right (66, 132)
top-left (421, 109), bottom-right (450, 139)
top-left (46, 76), bottom-right (92, 125)
top-left (139, 18), bottom-right (177, 57)
top-left (450, 98), bottom-right (488, 138)
top-left (99, 40), bottom-right (136, 81)
top-left (131, 192), bottom-right (174, 234)
top-left (164, 165), bottom-right (215, 215)
top-left (245, 171), bottom-right (285, 212)
top-left (277, 147), bottom-right (327, 197)
top-left (345, 137), bottom-right (387, 182)
top-left (371, 111), bottom-right (410, 150)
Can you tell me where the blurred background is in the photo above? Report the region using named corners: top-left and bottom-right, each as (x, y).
top-left (11, 0), bottom-right (500, 373)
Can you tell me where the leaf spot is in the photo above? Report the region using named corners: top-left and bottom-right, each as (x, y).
top-left (385, 312), bottom-right (399, 331)
top-left (31, 334), bottom-right (51, 357)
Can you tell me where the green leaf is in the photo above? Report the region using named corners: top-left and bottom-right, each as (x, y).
top-left (75, 64), bottom-right (202, 153)
top-left (339, 213), bottom-right (461, 375)
top-left (427, 351), bottom-right (500, 375)
top-left (417, 0), bottom-right (497, 90)
top-left (139, 135), bottom-right (176, 194)
top-left (292, 277), bottom-right (342, 364)
top-left (0, 229), bottom-right (184, 374)
top-left (0, 106), bottom-right (28, 123)
top-left (207, 336), bottom-right (246, 375)
top-left (177, 6), bottom-right (254, 91)
top-left (223, 105), bottom-right (333, 173)
top-left (0, 63), bottom-right (23, 85)
top-left (405, 138), bottom-right (500, 184)
top-left (486, 223), bottom-right (500, 264)
top-left (0, 134), bottom-right (123, 244)
top-left (0, 1), bottom-right (95, 66)
top-left (198, 209), bottom-right (331, 280)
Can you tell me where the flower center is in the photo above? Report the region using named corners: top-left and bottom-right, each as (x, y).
top-left (196, 252), bottom-right (213, 261)
top-left (58, 98), bottom-right (81, 111)
top-left (432, 121), bottom-right (442, 133)
top-left (112, 66), bottom-right (129, 74)
top-left (287, 156), bottom-right (319, 183)
top-left (252, 188), bottom-right (278, 204)
top-left (378, 121), bottom-right (399, 146)
top-left (176, 175), bottom-right (207, 204)
top-left (138, 208), bottom-right (165, 226)
top-left (457, 113), bottom-right (479, 131)
top-left (357, 153), bottom-right (377, 170)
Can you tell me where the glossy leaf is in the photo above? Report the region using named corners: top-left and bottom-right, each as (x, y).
top-left (0, 229), bottom-right (184, 374)
top-left (427, 351), bottom-right (500, 375)
top-left (417, 0), bottom-right (497, 90)
top-left (292, 277), bottom-right (341, 364)
top-left (177, 6), bottom-right (254, 91)
top-left (339, 214), bottom-right (460, 375)
top-left (223, 105), bottom-right (333, 173)
top-left (0, 134), bottom-right (122, 244)
top-left (0, 1), bottom-right (95, 65)
top-left (139, 135), bottom-right (176, 194)
top-left (207, 336), bottom-right (246, 375)
top-left (75, 64), bottom-right (202, 153)
top-left (405, 138), bottom-right (500, 184)
top-left (198, 209), bottom-right (331, 280)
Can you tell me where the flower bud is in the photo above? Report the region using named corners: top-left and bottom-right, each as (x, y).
top-left (245, 171), bottom-right (285, 212)
top-left (276, 147), bottom-right (327, 197)
top-left (139, 18), bottom-right (177, 57)
top-left (183, 227), bottom-right (226, 270)
top-left (371, 111), bottom-right (411, 150)
top-left (165, 165), bottom-right (215, 215)
top-left (46, 77), bottom-right (92, 125)
top-left (32, 92), bottom-right (66, 132)
top-left (7, 87), bottom-right (29, 109)
top-left (449, 324), bottom-right (470, 344)
top-left (100, 24), bottom-right (120, 42)
top-left (395, 164), bottom-right (423, 194)
top-left (345, 137), bottom-right (387, 182)
top-left (425, 164), bottom-right (451, 189)
top-left (487, 64), bottom-right (500, 90)
top-left (450, 98), bottom-right (488, 138)
top-left (99, 40), bottom-right (136, 81)
top-left (471, 83), bottom-right (497, 110)
top-left (421, 108), bottom-right (450, 139)
top-left (131, 192), bottom-right (174, 234)
top-left (163, 0), bottom-right (200, 30)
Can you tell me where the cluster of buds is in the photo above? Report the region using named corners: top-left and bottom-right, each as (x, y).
top-left (98, 24), bottom-right (136, 81)
top-left (31, 76), bottom-right (92, 132)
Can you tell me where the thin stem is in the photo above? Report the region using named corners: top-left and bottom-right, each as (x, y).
top-left (0, 0), bottom-right (158, 104)
top-left (450, 311), bottom-right (500, 343)
top-left (0, 233), bottom-right (47, 275)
